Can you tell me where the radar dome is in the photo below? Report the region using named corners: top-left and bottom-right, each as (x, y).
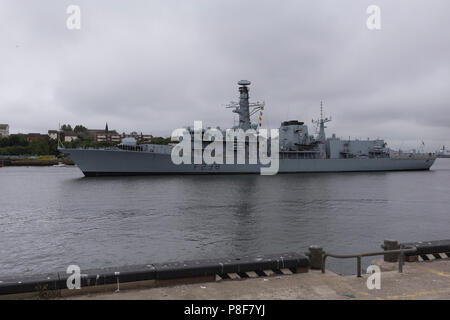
top-left (238, 80), bottom-right (251, 86)
top-left (121, 137), bottom-right (137, 146)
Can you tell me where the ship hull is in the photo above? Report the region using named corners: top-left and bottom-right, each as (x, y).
top-left (61, 149), bottom-right (436, 177)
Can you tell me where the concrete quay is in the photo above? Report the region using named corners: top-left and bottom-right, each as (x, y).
top-left (2, 239), bottom-right (450, 300)
top-left (69, 258), bottom-right (450, 300)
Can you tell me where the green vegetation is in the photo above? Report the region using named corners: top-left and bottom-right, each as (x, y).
top-left (0, 134), bottom-right (118, 156)
top-left (73, 125), bottom-right (88, 134)
top-left (0, 128), bottom-right (170, 156)
top-left (150, 137), bottom-right (172, 145)
top-left (0, 135), bottom-right (58, 156)
top-left (61, 123), bottom-right (87, 137)
top-left (60, 124), bottom-right (72, 131)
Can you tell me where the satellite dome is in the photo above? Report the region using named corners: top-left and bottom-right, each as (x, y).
top-left (121, 137), bottom-right (137, 146)
top-left (238, 80), bottom-right (251, 86)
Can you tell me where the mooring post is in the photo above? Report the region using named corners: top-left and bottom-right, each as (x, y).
top-left (381, 239), bottom-right (400, 262)
top-left (398, 250), bottom-right (404, 273)
top-left (357, 256), bottom-right (362, 277)
top-left (306, 245), bottom-right (324, 270)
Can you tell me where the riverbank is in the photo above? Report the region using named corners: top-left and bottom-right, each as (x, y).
top-left (2, 239), bottom-right (450, 300)
top-left (69, 258), bottom-right (450, 300)
top-left (0, 156), bottom-right (74, 166)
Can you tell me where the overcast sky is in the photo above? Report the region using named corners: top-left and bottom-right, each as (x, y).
top-left (0, 0), bottom-right (449, 151)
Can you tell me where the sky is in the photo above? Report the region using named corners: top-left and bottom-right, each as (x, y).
top-left (0, 0), bottom-right (449, 151)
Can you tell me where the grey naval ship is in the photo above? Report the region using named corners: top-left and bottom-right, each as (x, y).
top-left (60, 80), bottom-right (436, 176)
top-left (437, 146), bottom-right (450, 158)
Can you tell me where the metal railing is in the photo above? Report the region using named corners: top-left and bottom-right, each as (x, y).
top-left (321, 247), bottom-right (417, 277)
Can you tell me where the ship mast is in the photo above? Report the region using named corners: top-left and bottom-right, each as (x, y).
top-left (226, 80), bottom-right (264, 130)
top-left (312, 101), bottom-right (331, 144)
top-left (237, 80), bottom-right (251, 130)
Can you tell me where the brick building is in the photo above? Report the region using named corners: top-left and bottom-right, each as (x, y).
top-left (0, 124), bottom-right (9, 137)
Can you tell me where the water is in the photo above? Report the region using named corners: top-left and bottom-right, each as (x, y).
top-left (1, 159), bottom-right (450, 278)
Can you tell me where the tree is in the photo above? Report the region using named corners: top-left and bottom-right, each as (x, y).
top-left (0, 134), bottom-right (29, 148)
top-left (29, 138), bottom-right (50, 155)
top-left (61, 124), bottom-right (72, 132)
top-left (151, 137), bottom-right (172, 145)
top-left (74, 125), bottom-right (88, 133)
top-left (48, 138), bottom-right (59, 156)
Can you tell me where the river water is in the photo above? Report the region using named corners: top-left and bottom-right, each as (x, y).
top-left (1, 159), bottom-right (449, 277)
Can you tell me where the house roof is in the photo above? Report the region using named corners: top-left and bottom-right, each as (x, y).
top-left (88, 129), bottom-right (119, 135)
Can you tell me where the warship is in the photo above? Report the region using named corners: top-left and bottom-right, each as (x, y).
top-left (437, 146), bottom-right (450, 158)
top-left (60, 80), bottom-right (436, 176)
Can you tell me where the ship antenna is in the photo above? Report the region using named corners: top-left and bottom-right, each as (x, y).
top-left (225, 80), bottom-right (264, 130)
top-left (312, 101), bottom-right (331, 143)
top-left (320, 101), bottom-right (323, 122)
top-left (57, 122), bottom-right (65, 148)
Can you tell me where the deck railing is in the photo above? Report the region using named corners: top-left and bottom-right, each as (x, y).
top-left (321, 247), bottom-right (417, 277)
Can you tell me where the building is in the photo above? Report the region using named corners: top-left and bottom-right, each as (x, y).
top-left (0, 124), bottom-right (9, 137)
top-left (64, 133), bottom-right (78, 142)
top-left (47, 123), bottom-right (152, 144)
top-left (48, 130), bottom-right (58, 140)
top-left (48, 130), bottom-right (79, 142)
top-left (94, 132), bottom-right (121, 142)
top-left (91, 123), bottom-right (121, 142)
top-left (48, 123), bottom-right (123, 143)
top-left (121, 131), bottom-right (153, 142)
top-left (27, 133), bottom-right (48, 142)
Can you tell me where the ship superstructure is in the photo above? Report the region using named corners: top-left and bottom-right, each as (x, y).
top-left (437, 146), bottom-right (450, 158)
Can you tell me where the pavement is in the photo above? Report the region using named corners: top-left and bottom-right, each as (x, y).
top-left (67, 258), bottom-right (450, 300)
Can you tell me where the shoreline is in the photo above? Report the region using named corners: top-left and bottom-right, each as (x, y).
top-left (0, 157), bottom-right (74, 166)
top-left (1, 239), bottom-right (449, 300)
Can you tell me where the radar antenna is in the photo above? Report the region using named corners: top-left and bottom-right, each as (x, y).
top-left (225, 80), bottom-right (265, 130)
top-left (312, 101), bottom-right (331, 143)
top-left (57, 122), bottom-right (65, 148)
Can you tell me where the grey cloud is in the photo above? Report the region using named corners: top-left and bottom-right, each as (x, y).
top-left (0, 0), bottom-right (449, 151)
